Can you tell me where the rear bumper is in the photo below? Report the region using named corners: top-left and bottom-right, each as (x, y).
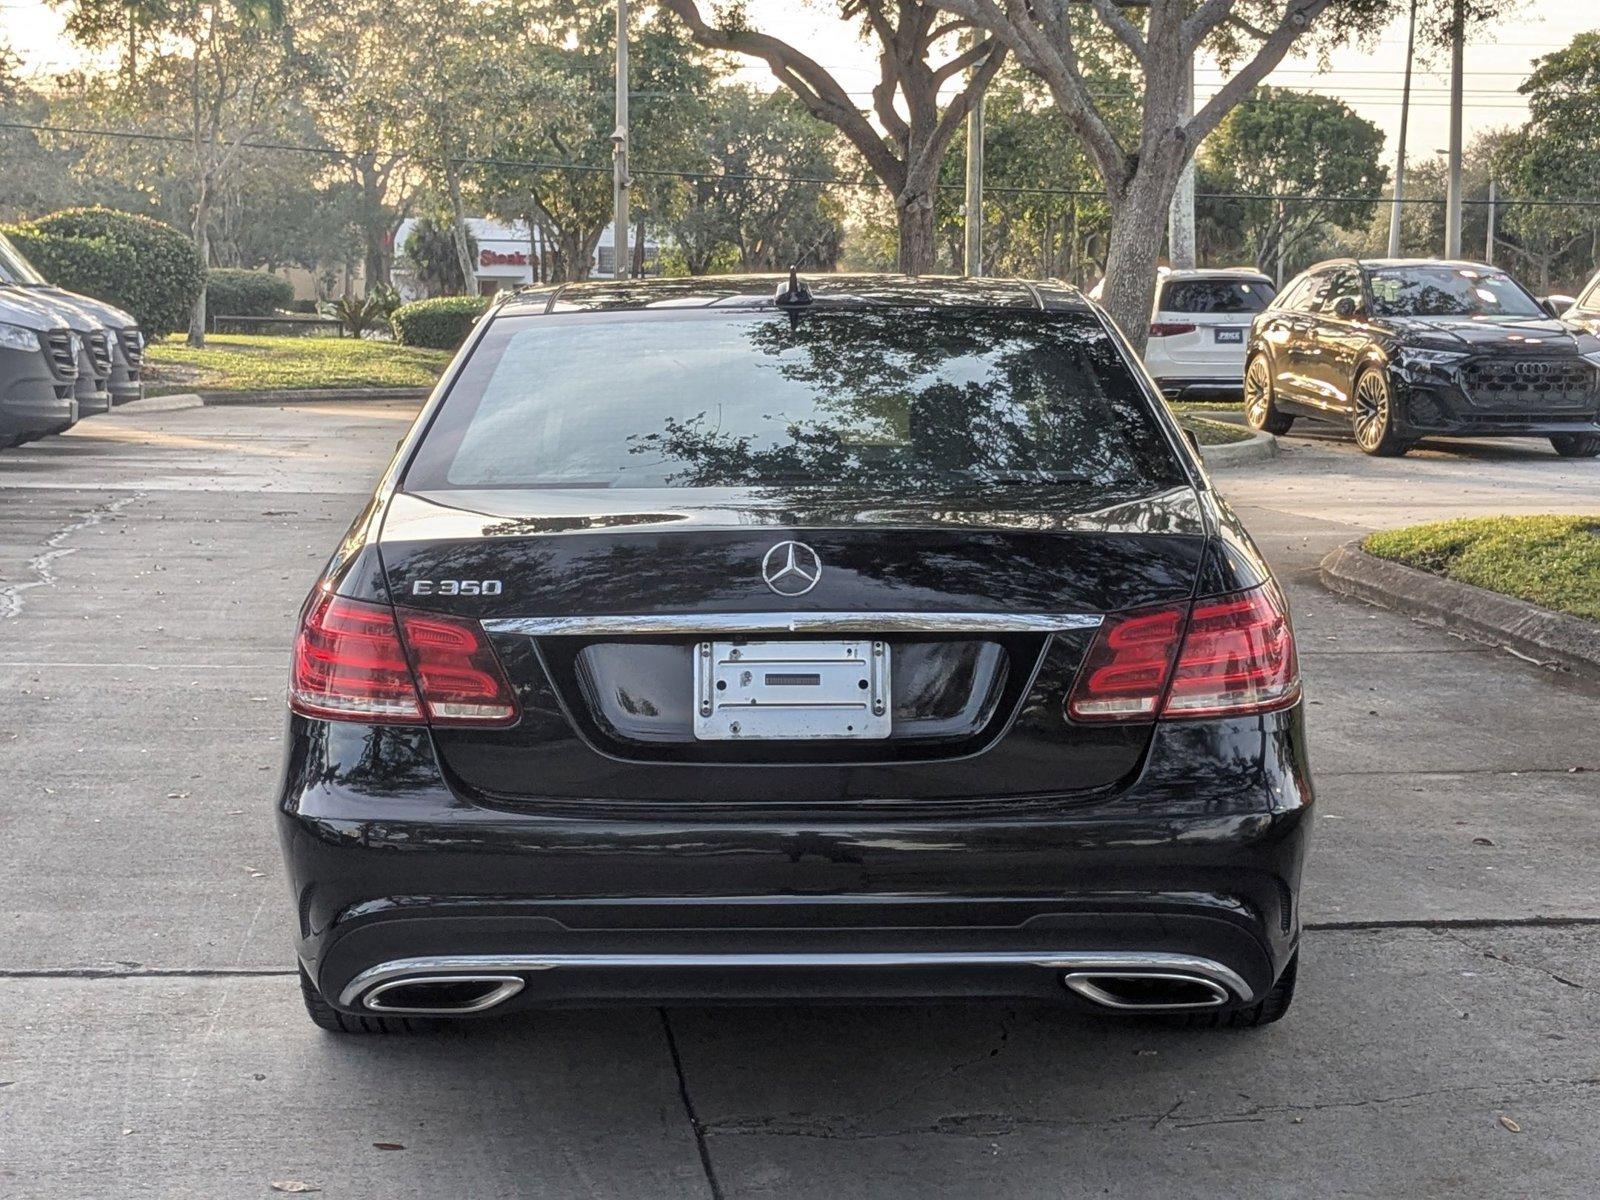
top-left (1152, 375), bottom-right (1245, 399)
top-left (277, 708), bottom-right (1314, 1015)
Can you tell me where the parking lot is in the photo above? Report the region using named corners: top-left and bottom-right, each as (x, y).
top-left (2, 399), bottom-right (1598, 1198)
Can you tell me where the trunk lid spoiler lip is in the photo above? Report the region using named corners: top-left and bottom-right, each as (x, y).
top-left (481, 611), bottom-right (1104, 638)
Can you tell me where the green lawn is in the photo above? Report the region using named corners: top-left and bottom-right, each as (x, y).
top-left (1178, 413), bottom-right (1252, 445)
top-left (143, 334), bottom-right (452, 393)
top-left (1364, 515), bottom-right (1600, 623)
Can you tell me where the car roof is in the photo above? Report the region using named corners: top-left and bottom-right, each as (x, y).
top-left (1303, 257), bottom-right (1503, 274)
top-left (493, 273), bottom-right (1095, 317)
top-left (1159, 267), bottom-right (1273, 280)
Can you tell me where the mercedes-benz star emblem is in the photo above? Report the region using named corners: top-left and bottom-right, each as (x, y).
top-left (761, 541), bottom-right (822, 597)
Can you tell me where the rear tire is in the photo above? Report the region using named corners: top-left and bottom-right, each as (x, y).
top-left (1243, 355), bottom-right (1294, 434)
top-left (1351, 367), bottom-right (1411, 456)
top-left (1162, 953), bottom-right (1298, 1030)
top-left (299, 964), bottom-right (431, 1035)
top-left (1550, 433), bottom-right (1600, 458)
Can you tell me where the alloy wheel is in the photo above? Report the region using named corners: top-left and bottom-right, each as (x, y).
top-left (1244, 359), bottom-right (1272, 428)
top-left (1352, 370), bottom-right (1390, 451)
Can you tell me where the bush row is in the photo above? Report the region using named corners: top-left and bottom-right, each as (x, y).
top-left (390, 295), bottom-right (490, 350)
top-left (206, 268), bottom-right (294, 318)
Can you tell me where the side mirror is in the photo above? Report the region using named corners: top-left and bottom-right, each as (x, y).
top-left (1540, 298), bottom-right (1564, 319)
top-left (1183, 428), bottom-right (1200, 453)
top-left (1332, 296), bottom-right (1360, 320)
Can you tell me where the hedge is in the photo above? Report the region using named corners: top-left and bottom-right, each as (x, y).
top-left (20, 207), bottom-right (203, 336)
top-left (1, 229), bottom-right (139, 312)
top-left (391, 295), bottom-right (490, 350)
top-left (206, 268), bottom-right (294, 318)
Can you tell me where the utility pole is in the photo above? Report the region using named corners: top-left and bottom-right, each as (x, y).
top-left (1167, 57), bottom-right (1197, 269)
top-left (1485, 179), bottom-right (1498, 265)
top-left (1443, 0), bottom-right (1465, 258)
top-left (612, 0), bottom-right (630, 280)
top-left (964, 90), bottom-right (984, 276)
top-left (1387, 0), bottom-right (1418, 258)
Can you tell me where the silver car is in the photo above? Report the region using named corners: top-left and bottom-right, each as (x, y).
top-left (0, 290), bottom-right (78, 448)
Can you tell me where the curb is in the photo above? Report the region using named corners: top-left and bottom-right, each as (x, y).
top-left (1198, 428), bottom-right (1278, 469)
top-left (196, 387), bottom-right (431, 406)
top-left (105, 393), bottom-right (204, 414)
top-left (1319, 540), bottom-right (1600, 679)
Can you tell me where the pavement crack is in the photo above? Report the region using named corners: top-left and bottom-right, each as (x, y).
top-left (0, 493), bottom-right (143, 620)
top-left (659, 1009), bottom-right (725, 1200)
top-left (1434, 929), bottom-right (1587, 990)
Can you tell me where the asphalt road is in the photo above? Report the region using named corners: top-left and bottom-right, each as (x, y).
top-left (2, 402), bottom-right (1597, 1198)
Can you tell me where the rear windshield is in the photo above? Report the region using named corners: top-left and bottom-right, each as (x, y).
top-left (1159, 279), bottom-right (1275, 314)
top-left (1367, 267), bottom-right (1544, 318)
top-left (403, 308), bottom-right (1185, 495)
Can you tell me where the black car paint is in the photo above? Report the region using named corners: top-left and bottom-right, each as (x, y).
top-left (277, 275), bottom-right (1311, 1016)
top-left (1250, 258), bottom-right (1600, 440)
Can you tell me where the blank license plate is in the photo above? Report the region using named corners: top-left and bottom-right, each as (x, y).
top-left (694, 640), bottom-right (891, 741)
top-left (1213, 327), bottom-right (1244, 344)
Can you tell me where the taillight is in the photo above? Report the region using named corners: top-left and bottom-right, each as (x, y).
top-left (1065, 604), bottom-right (1185, 720)
top-left (1066, 584), bottom-right (1300, 723)
top-left (1148, 322), bottom-right (1198, 338)
top-left (395, 607), bottom-right (519, 725)
top-left (1164, 584), bottom-right (1299, 718)
top-left (290, 590), bottom-right (518, 726)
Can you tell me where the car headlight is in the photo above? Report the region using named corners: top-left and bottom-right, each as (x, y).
top-left (68, 331), bottom-right (83, 358)
top-left (1398, 348), bottom-right (1469, 371)
top-left (0, 322), bottom-right (39, 353)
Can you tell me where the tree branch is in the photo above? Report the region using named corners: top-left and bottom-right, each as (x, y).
top-left (1189, 0), bottom-right (1333, 144)
top-left (1087, 0), bottom-right (1148, 65)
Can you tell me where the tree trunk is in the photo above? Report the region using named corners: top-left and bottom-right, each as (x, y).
top-left (444, 165), bottom-right (476, 296)
top-left (187, 189), bottom-right (210, 348)
top-left (360, 161), bottom-right (389, 291)
top-left (897, 192), bottom-right (937, 275)
top-left (1100, 180), bottom-right (1174, 358)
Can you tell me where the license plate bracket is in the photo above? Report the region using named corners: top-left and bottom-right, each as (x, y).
top-left (694, 639), bottom-right (891, 741)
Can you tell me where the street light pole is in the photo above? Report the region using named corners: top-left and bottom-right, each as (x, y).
top-left (612, 0), bottom-right (630, 281)
top-left (1443, 0), bottom-right (1465, 258)
top-left (1167, 56), bottom-right (1197, 270)
top-left (964, 91), bottom-right (984, 276)
top-left (1485, 179), bottom-right (1498, 265)
top-left (1387, 0), bottom-right (1418, 258)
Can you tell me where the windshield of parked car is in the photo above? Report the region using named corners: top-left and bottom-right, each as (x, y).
top-left (1367, 267), bottom-right (1545, 318)
top-left (1160, 278), bottom-right (1275, 314)
top-left (0, 234), bottom-right (49, 286)
top-left (404, 308), bottom-right (1187, 494)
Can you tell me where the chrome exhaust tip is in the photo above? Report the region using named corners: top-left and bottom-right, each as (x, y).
top-left (361, 974), bottom-right (525, 1015)
top-left (1062, 971), bottom-right (1231, 1011)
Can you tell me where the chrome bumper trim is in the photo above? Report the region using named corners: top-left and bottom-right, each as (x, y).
top-left (481, 612), bottom-right (1103, 637)
top-left (339, 951), bottom-right (1251, 1009)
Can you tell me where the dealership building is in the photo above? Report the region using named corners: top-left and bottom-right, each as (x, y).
top-left (391, 217), bottom-right (661, 299)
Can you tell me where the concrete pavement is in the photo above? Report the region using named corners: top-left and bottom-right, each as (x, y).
top-left (1, 405), bottom-right (1596, 1197)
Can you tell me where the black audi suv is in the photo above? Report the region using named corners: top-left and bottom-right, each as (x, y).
top-left (1245, 258), bottom-right (1600, 456)
top-left (278, 274), bottom-right (1312, 1034)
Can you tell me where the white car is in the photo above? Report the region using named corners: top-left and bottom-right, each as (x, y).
top-left (1092, 268), bottom-right (1277, 399)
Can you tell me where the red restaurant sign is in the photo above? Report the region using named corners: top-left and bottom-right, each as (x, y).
top-left (480, 249), bottom-right (529, 267)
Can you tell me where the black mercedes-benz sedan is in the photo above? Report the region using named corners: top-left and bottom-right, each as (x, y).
top-left (1245, 258), bottom-right (1600, 457)
top-left (278, 274), bottom-right (1312, 1034)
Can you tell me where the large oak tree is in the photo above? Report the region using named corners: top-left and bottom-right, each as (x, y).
top-left (662, 0), bottom-right (1005, 274)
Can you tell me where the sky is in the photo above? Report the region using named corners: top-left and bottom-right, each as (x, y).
top-left (4, 0), bottom-right (1595, 170)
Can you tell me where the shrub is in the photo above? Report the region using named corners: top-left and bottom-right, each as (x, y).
top-left (21, 207), bottom-right (203, 336)
top-left (1, 228), bottom-right (139, 309)
top-left (206, 268), bottom-right (293, 318)
top-left (391, 295), bottom-right (489, 350)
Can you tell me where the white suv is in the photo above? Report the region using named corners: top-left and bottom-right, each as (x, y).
top-left (1094, 268), bottom-right (1277, 399)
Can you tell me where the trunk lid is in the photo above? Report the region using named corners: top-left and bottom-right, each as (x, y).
top-left (377, 484), bottom-right (1211, 810)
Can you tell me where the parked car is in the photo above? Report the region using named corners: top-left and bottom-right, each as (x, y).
top-left (0, 232), bottom-right (142, 407)
top-left (1562, 270), bottom-right (1600, 330)
top-left (0, 290), bottom-right (78, 449)
top-left (279, 273), bottom-right (1311, 1034)
top-left (1091, 268), bottom-right (1277, 398)
top-left (1246, 258), bottom-right (1600, 457)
